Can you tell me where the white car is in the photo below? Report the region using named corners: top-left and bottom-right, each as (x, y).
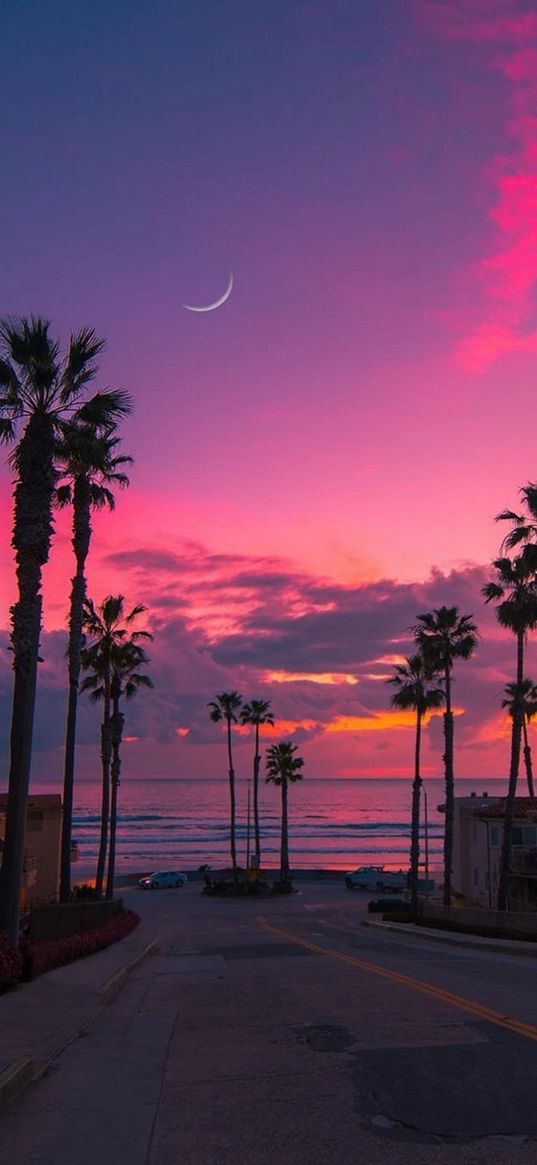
top-left (139, 870), bottom-right (188, 890)
top-left (344, 865), bottom-right (406, 893)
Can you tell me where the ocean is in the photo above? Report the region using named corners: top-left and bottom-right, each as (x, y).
top-left (31, 775), bottom-right (506, 877)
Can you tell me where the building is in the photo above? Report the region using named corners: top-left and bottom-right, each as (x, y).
top-left (451, 793), bottom-right (537, 910)
top-left (0, 794), bottom-right (63, 911)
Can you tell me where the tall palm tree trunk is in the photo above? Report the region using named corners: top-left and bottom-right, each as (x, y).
top-left (498, 630), bottom-right (525, 909)
top-left (280, 779), bottom-right (289, 881)
top-left (60, 478), bottom-right (91, 902)
top-left (106, 694), bottom-right (124, 900)
top-left (253, 724), bottom-right (261, 865)
top-left (226, 718), bottom-right (237, 872)
top-left (443, 666), bottom-right (454, 907)
top-left (410, 710), bottom-right (422, 915)
top-left (95, 679), bottom-right (112, 896)
top-left (0, 413), bottom-right (56, 945)
top-left (522, 716), bottom-right (535, 798)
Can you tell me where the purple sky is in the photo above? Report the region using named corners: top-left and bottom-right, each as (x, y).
top-left (2, 1), bottom-right (537, 782)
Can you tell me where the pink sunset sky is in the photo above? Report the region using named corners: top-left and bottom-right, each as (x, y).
top-left (2, 0), bottom-right (537, 783)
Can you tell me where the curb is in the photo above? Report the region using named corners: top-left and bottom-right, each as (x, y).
top-left (0, 937), bottom-right (158, 1114)
top-left (0, 1059), bottom-right (33, 1114)
top-left (362, 918), bottom-right (537, 957)
top-left (96, 939), bottom-right (159, 1005)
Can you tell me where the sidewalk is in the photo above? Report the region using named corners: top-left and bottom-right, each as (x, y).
top-left (362, 917), bottom-right (537, 957)
top-left (0, 915), bottom-right (158, 1113)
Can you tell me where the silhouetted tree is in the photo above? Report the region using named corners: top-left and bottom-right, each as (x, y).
top-left (414, 606), bottom-right (477, 907)
top-left (0, 317), bottom-right (129, 942)
top-left (82, 637), bottom-right (152, 898)
top-left (388, 655), bottom-right (444, 913)
top-left (483, 556), bottom-right (537, 909)
top-left (81, 596), bottom-right (150, 895)
top-left (502, 679), bottom-right (537, 799)
top-left (208, 692), bottom-right (243, 871)
top-left (266, 741), bottom-right (304, 886)
top-left (56, 420), bottom-right (132, 902)
top-left (240, 699), bottom-right (274, 866)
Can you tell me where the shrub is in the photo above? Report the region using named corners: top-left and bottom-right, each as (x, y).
top-left (21, 908), bottom-right (140, 978)
top-left (71, 883), bottom-right (100, 900)
top-left (271, 877), bottom-right (295, 895)
top-left (0, 933), bottom-right (24, 991)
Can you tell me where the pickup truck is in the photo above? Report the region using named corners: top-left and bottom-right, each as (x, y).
top-left (344, 865), bottom-right (407, 892)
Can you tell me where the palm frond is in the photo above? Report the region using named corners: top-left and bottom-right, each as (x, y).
top-left (125, 674), bottom-right (153, 699)
top-left (75, 389), bottom-right (133, 428)
top-left (496, 509), bottom-right (524, 524)
top-left (0, 417), bottom-right (16, 444)
top-left (240, 698), bottom-right (274, 726)
top-left (89, 484), bottom-right (116, 510)
top-left (59, 328), bottom-right (105, 403)
top-left (0, 359), bottom-right (20, 394)
top-left (55, 483), bottom-right (73, 508)
top-left (521, 484), bottom-right (537, 521)
top-left (265, 740), bottom-right (304, 784)
top-left (125, 604), bottom-right (147, 623)
top-left (503, 527), bottom-right (533, 551)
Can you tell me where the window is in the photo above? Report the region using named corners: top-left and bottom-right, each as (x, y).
top-left (523, 826), bottom-right (536, 846)
top-left (512, 827), bottom-right (523, 846)
top-left (490, 826), bottom-right (499, 847)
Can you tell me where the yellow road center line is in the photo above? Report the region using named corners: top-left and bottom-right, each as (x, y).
top-left (256, 916), bottom-right (537, 1044)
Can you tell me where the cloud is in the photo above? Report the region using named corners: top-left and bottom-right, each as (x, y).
top-left (414, 1), bottom-right (537, 44)
top-left (416, 2), bottom-right (537, 372)
top-left (0, 537), bottom-right (531, 780)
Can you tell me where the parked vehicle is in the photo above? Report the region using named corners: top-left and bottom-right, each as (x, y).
top-left (344, 865), bottom-right (407, 892)
top-left (367, 897), bottom-right (410, 913)
top-left (139, 870), bottom-right (188, 889)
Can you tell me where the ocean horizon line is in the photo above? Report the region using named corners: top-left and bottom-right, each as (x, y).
top-left (26, 775), bottom-right (510, 786)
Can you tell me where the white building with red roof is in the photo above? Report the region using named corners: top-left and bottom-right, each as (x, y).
top-left (451, 793), bottom-right (537, 910)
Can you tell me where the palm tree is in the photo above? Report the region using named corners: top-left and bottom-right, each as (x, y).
top-left (265, 741), bottom-right (304, 886)
top-left (496, 484), bottom-right (537, 558)
top-left (387, 655), bottom-right (445, 913)
top-left (81, 638), bottom-right (152, 899)
top-left (0, 316), bottom-right (129, 943)
top-left (208, 692), bottom-right (243, 872)
top-left (414, 606), bottom-right (478, 907)
top-left (502, 679), bottom-right (537, 798)
top-left (56, 420), bottom-right (132, 902)
top-left (483, 556), bottom-right (537, 908)
top-left (81, 596), bottom-right (150, 895)
top-left (240, 699), bottom-right (274, 866)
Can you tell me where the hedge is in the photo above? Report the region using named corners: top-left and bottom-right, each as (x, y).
top-left (0, 908), bottom-right (140, 991)
top-left (0, 933), bottom-right (24, 991)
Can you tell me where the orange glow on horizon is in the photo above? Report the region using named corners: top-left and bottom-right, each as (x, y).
top-left (325, 706), bottom-right (457, 734)
top-left (264, 670), bottom-right (358, 686)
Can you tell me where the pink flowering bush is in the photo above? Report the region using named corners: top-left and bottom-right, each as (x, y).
top-left (0, 932), bottom-right (24, 991)
top-left (21, 909), bottom-right (140, 979)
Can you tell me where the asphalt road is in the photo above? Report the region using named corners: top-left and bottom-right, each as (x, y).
top-left (3, 880), bottom-right (537, 1164)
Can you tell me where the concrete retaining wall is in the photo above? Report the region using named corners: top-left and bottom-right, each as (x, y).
top-left (421, 902), bottom-right (537, 936)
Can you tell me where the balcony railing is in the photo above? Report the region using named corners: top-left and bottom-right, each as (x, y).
top-left (511, 847), bottom-right (537, 875)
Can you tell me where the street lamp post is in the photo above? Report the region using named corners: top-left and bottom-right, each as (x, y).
top-left (246, 779), bottom-right (251, 869)
top-left (423, 782), bottom-right (430, 893)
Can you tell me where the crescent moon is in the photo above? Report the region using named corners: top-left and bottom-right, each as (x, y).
top-left (182, 273), bottom-right (234, 312)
